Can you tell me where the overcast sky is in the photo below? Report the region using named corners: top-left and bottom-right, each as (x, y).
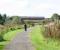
top-left (0, 0), bottom-right (60, 18)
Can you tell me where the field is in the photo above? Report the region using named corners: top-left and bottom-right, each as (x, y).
top-left (0, 29), bottom-right (23, 50)
top-left (30, 25), bottom-right (60, 50)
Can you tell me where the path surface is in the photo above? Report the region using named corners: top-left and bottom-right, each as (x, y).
top-left (4, 28), bottom-right (35, 50)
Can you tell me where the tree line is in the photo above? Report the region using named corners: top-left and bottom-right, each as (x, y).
top-left (0, 14), bottom-right (22, 25)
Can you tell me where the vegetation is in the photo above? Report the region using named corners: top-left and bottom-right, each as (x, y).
top-left (44, 22), bottom-right (60, 38)
top-left (0, 29), bottom-right (23, 50)
top-left (0, 13), bottom-right (60, 50)
top-left (0, 14), bottom-right (6, 25)
top-left (42, 13), bottom-right (60, 38)
top-left (30, 13), bottom-right (60, 50)
top-left (4, 29), bottom-right (23, 40)
top-left (0, 14), bottom-right (24, 50)
top-left (51, 13), bottom-right (60, 20)
top-left (31, 25), bottom-right (60, 50)
top-left (0, 14), bottom-right (23, 42)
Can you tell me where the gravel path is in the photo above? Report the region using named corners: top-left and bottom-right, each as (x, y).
top-left (4, 28), bottom-right (35, 50)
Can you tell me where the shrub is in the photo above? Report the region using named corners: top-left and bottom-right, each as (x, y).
top-left (10, 28), bottom-right (15, 31)
top-left (44, 22), bottom-right (60, 38)
top-left (0, 23), bottom-right (23, 42)
top-left (0, 25), bottom-right (6, 41)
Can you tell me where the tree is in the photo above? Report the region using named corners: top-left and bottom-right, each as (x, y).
top-left (51, 13), bottom-right (59, 19)
top-left (11, 16), bottom-right (20, 24)
top-left (0, 14), bottom-right (3, 25)
top-left (5, 16), bottom-right (20, 25)
top-left (2, 14), bottom-right (7, 24)
top-left (51, 13), bottom-right (60, 21)
top-left (0, 14), bottom-right (7, 25)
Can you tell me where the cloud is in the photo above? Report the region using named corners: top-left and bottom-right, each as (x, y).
top-left (0, 0), bottom-right (60, 18)
top-left (26, 1), bottom-right (60, 17)
top-left (0, 0), bottom-right (28, 16)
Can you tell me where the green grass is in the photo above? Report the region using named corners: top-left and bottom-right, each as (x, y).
top-left (0, 29), bottom-right (23, 50)
top-left (4, 29), bottom-right (23, 40)
top-left (31, 25), bottom-right (60, 50)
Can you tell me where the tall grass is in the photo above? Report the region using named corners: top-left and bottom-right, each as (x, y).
top-left (44, 21), bottom-right (60, 38)
top-left (0, 24), bottom-right (23, 42)
top-left (31, 25), bottom-right (60, 50)
top-left (0, 24), bottom-right (23, 50)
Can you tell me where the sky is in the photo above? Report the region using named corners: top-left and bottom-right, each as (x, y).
top-left (0, 0), bottom-right (60, 18)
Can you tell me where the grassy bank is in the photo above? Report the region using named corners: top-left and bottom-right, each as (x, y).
top-left (30, 25), bottom-right (60, 50)
top-left (4, 29), bottom-right (23, 40)
top-left (0, 29), bottom-right (23, 50)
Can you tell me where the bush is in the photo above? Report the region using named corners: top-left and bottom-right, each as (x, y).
top-left (0, 23), bottom-right (23, 42)
top-left (44, 22), bottom-right (60, 38)
top-left (0, 25), bottom-right (6, 41)
top-left (10, 28), bottom-right (15, 31)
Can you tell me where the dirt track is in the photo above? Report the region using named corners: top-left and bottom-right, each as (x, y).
top-left (4, 28), bottom-right (35, 50)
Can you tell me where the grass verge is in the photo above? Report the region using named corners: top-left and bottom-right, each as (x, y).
top-left (4, 29), bottom-right (23, 40)
top-left (30, 25), bottom-right (60, 50)
top-left (0, 29), bottom-right (23, 50)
